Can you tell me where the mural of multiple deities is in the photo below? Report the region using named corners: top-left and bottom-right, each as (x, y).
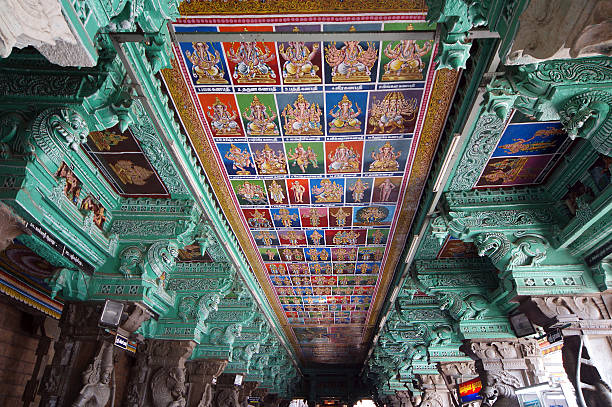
top-left (174, 21), bottom-right (436, 363)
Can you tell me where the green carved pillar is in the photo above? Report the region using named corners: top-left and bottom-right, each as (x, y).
top-left (185, 358), bottom-right (228, 407)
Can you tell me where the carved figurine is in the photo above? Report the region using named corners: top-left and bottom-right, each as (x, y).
top-left (56, 162), bottom-right (82, 203)
top-left (151, 367), bottom-right (187, 407)
top-left (72, 342), bottom-right (113, 407)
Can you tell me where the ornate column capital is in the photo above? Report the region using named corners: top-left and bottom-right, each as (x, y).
top-left (186, 358), bottom-right (228, 407)
top-left (518, 293), bottom-right (612, 335)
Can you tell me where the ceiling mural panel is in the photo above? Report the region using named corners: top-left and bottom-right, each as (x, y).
top-left (474, 112), bottom-right (572, 189)
top-left (163, 15), bottom-right (459, 365)
top-left (83, 125), bottom-right (171, 197)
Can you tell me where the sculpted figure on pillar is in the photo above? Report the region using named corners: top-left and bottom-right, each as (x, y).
top-left (72, 342), bottom-right (114, 407)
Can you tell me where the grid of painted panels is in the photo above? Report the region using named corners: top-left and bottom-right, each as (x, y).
top-left (175, 22), bottom-right (435, 331)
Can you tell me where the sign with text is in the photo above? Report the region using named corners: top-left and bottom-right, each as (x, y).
top-left (458, 377), bottom-right (482, 403)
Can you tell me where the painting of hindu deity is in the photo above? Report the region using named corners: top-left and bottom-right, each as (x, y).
top-left (353, 205), bottom-right (395, 226)
top-left (281, 248), bottom-right (305, 262)
top-left (243, 208), bottom-right (274, 229)
top-left (358, 247), bottom-right (385, 261)
top-left (259, 247), bottom-right (280, 262)
top-left (379, 24), bottom-right (433, 82)
top-left (325, 141), bottom-right (363, 174)
top-left (236, 94), bottom-right (280, 136)
top-left (367, 90), bottom-right (422, 134)
top-left (265, 179), bottom-right (289, 205)
top-left (305, 247), bottom-right (331, 262)
top-left (284, 142), bottom-right (325, 175)
top-left (437, 237), bottom-right (478, 259)
top-left (326, 92), bottom-right (367, 134)
top-left (310, 178), bottom-right (344, 203)
top-left (278, 93), bottom-right (324, 136)
top-left (250, 142), bottom-right (288, 175)
top-left (325, 229), bottom-right (367, 246)
top-left (588, 155), bottom-right (612, 193)
top-left (277, 25), bottom-right (322, 84)
top-left (306, 229), bottom-right (325, 246)
top-left (180, 38), bottom-right (230, 85)
top-left (88, 129), bottom-right (128, 151)
top-left (198, 94), bottom-right (243, 137)
top-left (178, 243), bottom-right (213, 263)
top-left (492, 122), bottom-right (567, 157)
top-left (278, 230), bottom-right (307, 245)
top-left (231, 180), bottom-right (268, 205)
top-left (328, 207), bottom-right (353, 227)
top-left (299, 207), bottom-right (328, 228)
top-left (217, 143), bottom-right (255, 175)
top-left (476, 155), bottom-right (553, 188)
top-left (323, 24), bottom-right (380, 83)
top-left (271, 208), bottom-right (301, 228)
top-left (345, 178), bottom-right (372, 204)
top-left (363, 139), bottom-right (412, 173)
top-left (367, 228), bottom-right (389, 245)
top-left (309, 262), bottom-right (332, 275)
top-left (220, 26), bottom-right (280, 85)
top-left (355, 262), bottom-right (379, 275)
top-left (372, 177), bottom-right (402, 202)
top-left (252, 230), bottom-right (280, 246)
top-left (331, 247), bottom-right (357, 261)
top-left (287, 179), bottom-right (311, 204)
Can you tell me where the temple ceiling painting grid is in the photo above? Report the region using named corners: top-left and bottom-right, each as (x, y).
top-left (163, 16), bottom-right (458, 364)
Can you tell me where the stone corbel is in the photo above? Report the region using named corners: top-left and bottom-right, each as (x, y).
top-left (214, 374), bottom-right (241, 407)
top-left (0, 203), bottom-right (28, 252)
top-left (186, 358), bottom-right (228, 407)
top-left (518, 294), bottom-right (612, 335)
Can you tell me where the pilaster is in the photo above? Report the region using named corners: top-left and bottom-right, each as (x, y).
top-left (213, 373), bottom-right (241, 407)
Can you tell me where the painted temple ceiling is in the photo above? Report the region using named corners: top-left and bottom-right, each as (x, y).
top-left (161, 12), bottom-right (459, 365)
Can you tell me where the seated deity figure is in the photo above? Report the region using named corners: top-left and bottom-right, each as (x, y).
top-left (369, 141), bottom-right (402, 172)
top-left (282, 94), bottom-right (323, 135)
top-left (185, 42), bottom-right (227, 84)
top-left (242, 96), bottom-right (279, 136)
top-left (382, 40), bottom-right (432, 81)
top-left (368, 91), bottom-right (418, 133)
top-left (278, 37), bottom-right (320, 83)
top-left (329, 94), bottom-right (362, 133)
top-left (207, 97), bottom-right (240, 135)
top-left (325, 30), bottom-right (378, 82)
top-left (227, 41), bottom-right (277, 83)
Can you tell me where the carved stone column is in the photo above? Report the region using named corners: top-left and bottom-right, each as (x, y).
top-left (123, 339), bottom-right (195, 407)
top-left (416, 374), bottom-right (452, 407)
top-left (438, 360), bottom-right (478, 388)
top-left (462, 338), bottom-right (545, 407)
top-left (185, 358), bottom-right (227, 407)
top-left (213, 374), bottom-right (241, 407)
top-left (519, 294), bottom-right (612, 406)
top-left (238, 381), bottom-right (260, 407)
top-left (39, 302), bottom-right (107, 407)
top-left (395, 391), bottom-right (414, 407)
